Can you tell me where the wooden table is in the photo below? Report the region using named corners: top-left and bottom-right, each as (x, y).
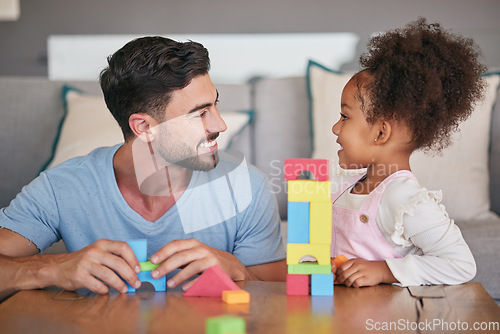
top-left (0, 282), bottom-right (499, 334)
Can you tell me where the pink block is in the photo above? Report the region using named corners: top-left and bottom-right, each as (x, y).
top-left (183, 265), bottom-right (241, 297)
top-left (284, 158), bottom-right (330, 181)
top-left (287, 274), bottom-right (309, 296)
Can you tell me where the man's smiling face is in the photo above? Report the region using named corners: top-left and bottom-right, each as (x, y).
top-left (152, 73), bottom-right (227, 171)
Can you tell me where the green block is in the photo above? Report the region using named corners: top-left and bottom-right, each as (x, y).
top-left (288, 262), bottom-right (332, 274)
top-left (139, 260), bottom-right (160, 272)
top-left (206, 315), bottom-right (246, 334)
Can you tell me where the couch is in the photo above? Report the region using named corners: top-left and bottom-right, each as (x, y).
top-left (1, 63), bottom-right (500, 299)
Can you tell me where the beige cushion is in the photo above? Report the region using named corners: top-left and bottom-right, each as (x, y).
top-left (307, 60), bottom-right (500, 220)
top-left (47, 90), bottom-right (123, 169)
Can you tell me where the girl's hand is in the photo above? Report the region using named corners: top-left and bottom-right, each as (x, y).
top-left (335, 259), bottom-right (398, 287)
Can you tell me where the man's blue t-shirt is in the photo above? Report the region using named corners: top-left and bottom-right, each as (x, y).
top-left (0, 145), bottom-right (285, 269)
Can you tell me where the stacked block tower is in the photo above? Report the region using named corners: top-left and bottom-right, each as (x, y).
top-left (284, 158), bottom-right (334, 296)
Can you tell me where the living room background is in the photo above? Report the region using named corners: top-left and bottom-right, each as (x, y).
top-left (0, 0), bottom-right (499, 77)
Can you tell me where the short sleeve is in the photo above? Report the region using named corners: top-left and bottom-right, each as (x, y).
top-left (0, 172), bottom-right (61, 251)
top-left (232, 174), bottom-right (286, 267)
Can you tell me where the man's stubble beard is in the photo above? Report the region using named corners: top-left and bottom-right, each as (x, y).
top-left (154, 138), bottom-right (220, 171)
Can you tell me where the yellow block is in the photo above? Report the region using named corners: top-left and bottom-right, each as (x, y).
top-left (309, 201), bottom-right (332, 245)
top-left (222, 290), bottom-right (250, 304)
top-left (287, 180), bottom-right (331, 202)
top-left (286, 243), bottom-right (331, 266)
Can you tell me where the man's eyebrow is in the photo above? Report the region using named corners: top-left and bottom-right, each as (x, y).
top-left (188, 90), bottom-right (219, 114)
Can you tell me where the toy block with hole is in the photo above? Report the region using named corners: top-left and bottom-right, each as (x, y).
top-left (183, 265), bottom-right (241, 297)
top-left (288, 262), bottom-right (332, 275)
top-left (222, 289), bottom-right (250, 304)
top-left (309, 201), bottom-right (332, 244)
top-left (284, 158), bottom-right (330, 181)
top-left (287, 180), bottom-right (331, 202)
top-left (286, 243), bottom-right (331, 266)
top-left (206, 315), bottom-right (246, 334)
top-left (126, 270), bottom-right (166, 292)
top-left (286, 274), bottom-right (309, 296)
top-left (310, 274), bottom-right (334, 296)
top-left (287, 201), bottom-right (310, 244)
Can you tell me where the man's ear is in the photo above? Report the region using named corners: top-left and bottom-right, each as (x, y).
top-left (374, 120), bottom-right (392, 145)
top-left (129, 113), bottom-right (156, 142)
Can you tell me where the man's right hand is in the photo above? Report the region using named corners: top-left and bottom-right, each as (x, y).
top-left (0, 231), bottom-right (142, 300)
top-left (39, 239), bottom-right (142, 294)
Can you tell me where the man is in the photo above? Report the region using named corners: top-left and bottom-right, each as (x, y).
top-left (0, 36), bottom-right (286, 301)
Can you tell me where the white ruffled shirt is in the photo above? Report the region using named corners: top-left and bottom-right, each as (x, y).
top-left (334, 173), bottom-right (477, 286)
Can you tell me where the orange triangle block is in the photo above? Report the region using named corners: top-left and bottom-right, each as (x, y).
top-left (183, 265), bottom-right (241, 297)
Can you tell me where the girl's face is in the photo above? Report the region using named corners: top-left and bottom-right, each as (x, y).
top-left (332, 77), bottom-right (378, 169)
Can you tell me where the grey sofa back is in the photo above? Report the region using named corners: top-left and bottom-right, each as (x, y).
top-left (489, 84), bottom-right (500, 214)
top-left (1, 76), bottom-right (499, 221)
top-left (252, 77), bottom-right (311, 219)
top-left (0, 77), bottom-right (102, 208)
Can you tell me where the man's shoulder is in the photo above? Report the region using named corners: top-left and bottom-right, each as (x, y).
top-left (42, 145), bottom-right (119, 183)
top-left (46, 145), bottom-right (118, 172)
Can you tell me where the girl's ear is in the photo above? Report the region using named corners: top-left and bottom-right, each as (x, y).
top-left (129, 113), bottom-right (156, 142)
top-left (374, 120), bottom-right (392, 145)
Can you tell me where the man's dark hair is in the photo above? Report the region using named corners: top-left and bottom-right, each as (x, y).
top-left (100, 36), bottom-right (210, 141)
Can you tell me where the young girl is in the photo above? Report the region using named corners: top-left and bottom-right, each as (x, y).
top-left (331, 18), bottom-right (486, 287)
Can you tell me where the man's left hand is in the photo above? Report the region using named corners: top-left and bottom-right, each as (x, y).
top-left (149, 239), bottom-right (253, 290)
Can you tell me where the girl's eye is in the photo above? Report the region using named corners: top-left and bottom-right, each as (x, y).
top-left (340, 113), bottom-right (348, 121)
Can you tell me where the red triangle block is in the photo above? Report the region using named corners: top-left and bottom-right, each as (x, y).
top-left (183, 265), bottom-right (241, 297)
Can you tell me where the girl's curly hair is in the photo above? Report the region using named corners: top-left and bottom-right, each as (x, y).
top-left (358, 18), bottom-right (487, 153)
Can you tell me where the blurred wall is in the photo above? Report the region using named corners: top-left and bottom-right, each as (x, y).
top-left (1, 0), bottom-right (499, 76)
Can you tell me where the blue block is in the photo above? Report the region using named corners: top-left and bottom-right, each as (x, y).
top-left (127, 270), bottom-right (166, 292)
top-left (127, 239), bottom-right (148, 262)
top-left (311, 274), bottom-right (334, 296)
top-left (287, 201), bottom-right (310, 243)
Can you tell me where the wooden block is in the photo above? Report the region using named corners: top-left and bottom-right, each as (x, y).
top-left (284, 158), bottom-right (330, 181)
top-left (286, 274), bottom-right (309, 296)
top-left (287, 201), bottom-right (310, 243)
top-left (333, 254), bottom-right (349, 268)
top-left (183, 265), bottom-right (240, 297)
top-left (288, 262), bottom-right (332, 275)
top-left (309, 201), bottom-right (332, 245)
top-left (126, 239), bottom-right (147, 262)
top-left (222, 290), bottom-right (250, 304)
top-left (287, 243), bottom-right (330, 266)
top-left (206, 315), bottom-right (246, 334)
top-left (311, 274), bottom-right (334, 296)
top-left (333, 254), bottom-right (349, 285)
top-left (287, 180), bottom-right (331, 202)
top-left (139, 260), bottom-right (160, 272)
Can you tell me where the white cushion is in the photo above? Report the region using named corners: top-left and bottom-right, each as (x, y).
top-left (307, 60), bottom-right (500, 220)
top-left (410, 74), bottom-right (500, 220)
top-left (46, 87), bottom-right (252, 169)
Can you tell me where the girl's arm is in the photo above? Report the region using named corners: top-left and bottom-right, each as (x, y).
top-left (384, 191), bottom-right (476, 286)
